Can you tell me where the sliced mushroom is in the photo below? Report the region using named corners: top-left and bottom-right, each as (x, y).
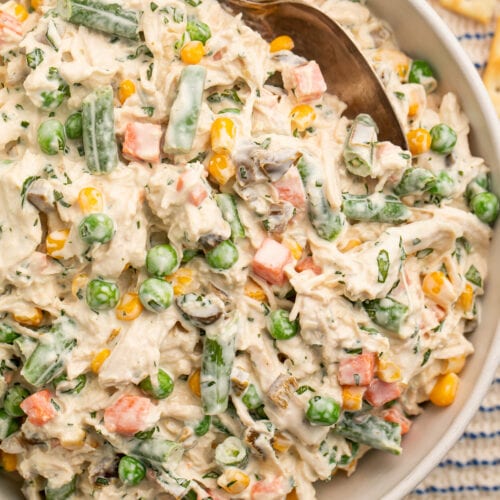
top-left (267, 374), bottom-right (298, 409)
top-left (27, 179), bottom-right (55, 213)
top-left (198, 233), bottom-right (226, 251)
top-left (234, 142), bottom-right (268, 187)
top-left (262, 202), bottom-right (295, 233)
top-left (255, 148), bottom-right (300, 182)
top-left (176, 293), bottom-right (225, 328)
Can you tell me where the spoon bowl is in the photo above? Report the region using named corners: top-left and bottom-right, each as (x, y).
top-left (220, 0), bottom-right (407, 148)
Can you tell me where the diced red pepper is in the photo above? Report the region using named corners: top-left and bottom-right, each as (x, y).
top-left (122, 122), bottom-right (162, 163)
top-left (338, 353), bottom-right (377, 386)
top-left (0, 12), bottom-right (22, 38)
top-left (252, 238), bottom-right (292, 286)
top-left (364, 378), bottom-right (402, 407)
top-left (104, 394), bottom-right (152, 436)
top-left (283, 61), bottom-right (327, 102)
top-left (295, 256), bottom-right (322, 275)
top-left (273, 166), bottom-right (306, 209)
top-left (382, 407), bottom-right (412, 435)
top-left (20, 390), bottom-right (57, 426)
top-left (251, 476), bottom-right (291, 499)
top-left (188, 183), bottom-right (208, 207)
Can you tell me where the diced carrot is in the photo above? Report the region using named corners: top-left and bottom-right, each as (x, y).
top-left (381, 407), bottom-right (412, 435)
top-left (188, 183), bottom-right (208, 207)
top-left (20, 390), bottom-right (57, 426)
top-left (122, 122), bottom-right (162, 163)
top-left (273, 166), bottom-right (306, 209)
top-left (0, 12), bottom-right (22, 38)
top-left (176, 170), bottom-right (197, 192)
top-left (338, 353), bottom-right (376, 386)
top-left (104, 394), bottom-right (153, 436)
top-left (252, 238), bottom-right (292, 286)
top-left (251, 476), bottom-right (291, 499)
top-left (295, 256), bottom-right (322, 275)
top-left (364, 378), bottom-right (402, 407)
top-left (283, 61), bottom-right (327, 102)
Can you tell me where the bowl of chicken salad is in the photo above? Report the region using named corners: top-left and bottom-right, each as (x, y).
top-left (0, 0), bottom-right (499, 498)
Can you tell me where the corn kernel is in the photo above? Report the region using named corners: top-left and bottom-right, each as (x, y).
top-left (211, 117), bottom-right (236, 154)
top-left (71, 273), bottom-right (88, 299)
top-left (408, 102), bottom-right (419, 117)
top-left (374, 49), bottom-right (410, 80)
top-left (342, 386), bottom-right (365, 411)
top-left (180, 41), bottom-right (205, 65)
top-left (422, 270), bottom-right (456, 307)
top-left (244, 279), bottom-right (267, 302)
top-left (270, 35), bottom-right (294, 53)
top-left (339, 238), bottom-right (362, 253)
top-left (167, 267), bottom-right (194, 296)
top-left (376, 358), bottom-right (402, 383)
top-left (13, 307), bottom-right (43, 327)
top-left (429, 372), bottom-right (459, 407)
top-left (60, 430), bottom-right (86, 450)
top-left (407, 128), bottom-right (431, 156)
top-left (30, 0), bottom-right (44, 10)
top-left (115, 292), bottom-right (143, 321)
top-left (207, 152), bottom-right (235, 186)
top-left (282, 237), bottom-right (303, 260)
top-left (443, 355), bottom-right (466, 375)
top-left (46, 229), bottom-right (70, 259)
top-left (14, 4), bottom-right (28, 21)
top-left (78, 187), bottom-right (104, 214)
top-left (218, 469), bottom-right (250, 494)
top-left (457, 283), bottom-right (474, 312)
top-left (1, 452), bottom-right (17, 472)
top-left (118, 79), bottom-right (136, 105)
top-left (271, 432), bottom-right (292, 453)
top-left (91, 349), bottom-right (111, 374)
top-left (188, 368), bottom-right (201, 397)
top-left (290, 104), bottom-right (316, 133)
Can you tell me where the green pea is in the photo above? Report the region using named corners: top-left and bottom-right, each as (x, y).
top-left (430, 124), bottom-right (457, 154)
top-left (242, 384), bottom-right (262, 410)
top-left (37, 119), bottom-right (66, 155)
top-left (186, 19), bottom-right (211, 44)
top-left (118, 456), bottom-right (146, 486)
top-left (139, 278), bottom-right (173, 312)
top-left (0, 324), bottom-right (20, 344)
top-left (408, 60), bottom-right (436, 91)
top-left (146, 244), bottom-right (179, 278)
top-left (268, 309), bottom-right (299, 340)
top-left (78, 213), bottom-right (115, 244)
top-left (194, 415), bottom-right (211, 436)
top-left (4, 385), bottom-right (30, 417)
top-left (305, 395), bottom-right (341, 426)
top-left (470, 192), bottom-right (500, 224)
top-left (65, 112), bottom-right (83, 140)
top-left (86, 278), bottom-right (120, 311)
top-left (205, 240), bottom-right (238, 270)
top-left (139, 368), bottom-right (174, 399)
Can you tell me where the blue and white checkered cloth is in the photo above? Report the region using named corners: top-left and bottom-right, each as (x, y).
top-left (408, 2), bottom-right (500, 498)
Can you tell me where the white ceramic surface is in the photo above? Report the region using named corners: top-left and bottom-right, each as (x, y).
top-left (1, 1), bottom-right (499, 499)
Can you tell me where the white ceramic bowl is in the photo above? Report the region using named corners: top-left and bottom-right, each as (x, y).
top-left (316, 0), bottom-right (500, 498)
top-left (1, 1), bottom-right (499, 499)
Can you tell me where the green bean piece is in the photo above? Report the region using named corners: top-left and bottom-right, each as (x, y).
top-left (205, 240), bottom-right (239, 270)
top-left (342, 194), bottom-right (411, 224)
top-left (362, 297), bottom-right (409, 333)
top-left (182, 248), bottom-right (201, 263)
top-left (408, 60), bottom-right (437, 93)
top-left (0, 409), bottom-right (20, 439)
top-left (21, 318), bottom-right (77, 387)
top-left (37, 119), bottom-right (66, 155)
top-left (139, 278), bottom-right (173, 312)
top-left (267, 309), bottom-right (299, 340)
top-left (78, 213), bottom-right (115, 244)
top-left (46, 19), bottom-right (62, 51)
top-left (215, 436), bottom-right (248, 468)
top-left (132, 438), bottom-right (184, 467)
top-left (118, 456), bottom-right (146, 486)
top-left (82, 86), bottom-right (118, 174)
top-left (377, 249), bottom-right (390, 283)
top-left (164, 65), bottom-right (207, 154)
top-left (430, 123), bottom-right (457, 154)
top-left (194, 415), bottom-right (211, 436)
top-left (465, 173), bottom-right (489, 202)
top-left (57, 0), bottom-right (140, 40)
top-left (186, 18), bottom-right (211, 44)
top-left (45, 477), bottom-right (77, 500)
top-left (41, 68), bottom-right (70, 110)
top-left (343, 114), bottom-right (378, 177)
top-left (0, 324), bottom-right (20, 344)
top-left (305, 395), bottom-right (341, 426)
top-left (146, 244), bottom-right (179, 278)
top-left (86, 278), bottom-right (120, 311)
top-left (3, 385), bottom-right (30, 417)
top-left (201, 315), bottom-right (237, 415)
top-left (470, 192), bottom-right (500, 224)
top-left (297, 154), bottom-right (345, 240)
top-left (65, 112), bottom-right (83, 140)
top-left (14, 335), bottom-right (38, 361)
top-left (56, 374), bottom-right (87, 394)
top-left (394, 167), bottom-right (435, 196)
top-left (139, 369), bottom-right (174, 399)
top-left (215, 193), bottom-right (245, 240)
top-left (334, 412), bottom-right (402, 455)
top-left (242, 384), bottom-right (262, 410)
